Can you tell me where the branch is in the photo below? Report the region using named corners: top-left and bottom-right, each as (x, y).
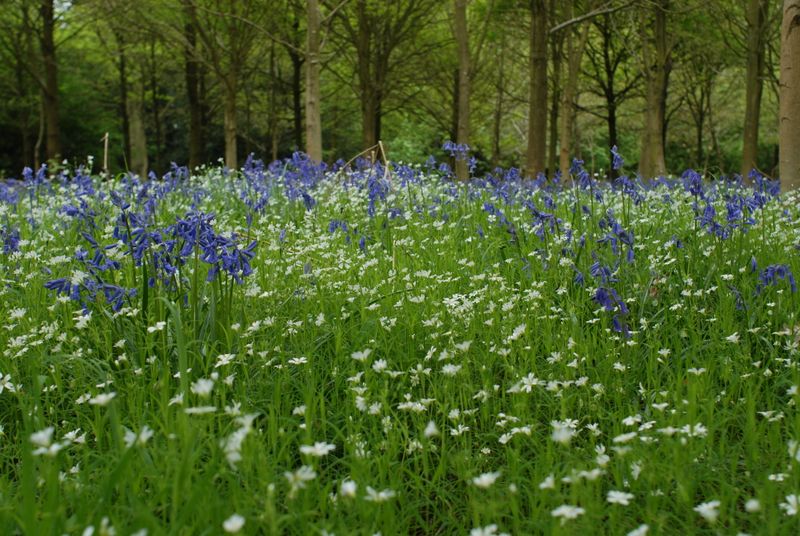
top-left (550, 0), bottom-right (635, 34)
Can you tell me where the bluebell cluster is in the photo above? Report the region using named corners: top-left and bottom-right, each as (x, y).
top-left (0, 144), bottom-right (792, 334)
top-left (757, 264), bottom-right (797, 294)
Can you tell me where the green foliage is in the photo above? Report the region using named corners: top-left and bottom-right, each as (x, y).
top-left (0, 163), bottom-right (799, 534)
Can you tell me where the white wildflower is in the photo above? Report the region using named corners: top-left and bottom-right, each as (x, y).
top-left (364, 486), bottom-right (396, 502)
top-left (551, 504), bottom-right (585, 524)
top-left (471, 471), bottom-right (501, 489)
top-left (300, 442), bottom-right (336, 457)
top-left (693, 500), bottom-right (720, 523)
top-left (607, 490), bottom-right (634, 506)
top-left (222, 513), bottom-right (245, 533)
top-left (351, 349), bottom-right (372, 362)
top-left (88, 392), bottom-right (116, 406)
top-left (340, 479), bottom-right (357, 498)
top-left (123, 425), bottom-right (154, 448)
top-left (780, 495), bottom-right (799, 516)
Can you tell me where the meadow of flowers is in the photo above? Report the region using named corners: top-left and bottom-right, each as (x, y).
top-left (0, 150), bottom-right (799, 535)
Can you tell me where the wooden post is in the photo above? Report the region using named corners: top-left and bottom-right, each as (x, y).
top-left (102, 132), bottom-right (109, 176)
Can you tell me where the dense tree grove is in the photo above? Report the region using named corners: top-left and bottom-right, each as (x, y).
top-left (0, 0), bottom-right (798, 183)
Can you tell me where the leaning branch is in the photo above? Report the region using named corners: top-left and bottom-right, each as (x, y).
top-left (549, 0), bottom-right (636, 34)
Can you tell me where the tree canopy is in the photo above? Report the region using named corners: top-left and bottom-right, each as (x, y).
top-left (0, 0), bottom-right (795, 184)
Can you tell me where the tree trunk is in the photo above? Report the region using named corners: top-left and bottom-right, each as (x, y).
top-left (548, 21), bottom-right (562, 178)
top-left (559, 12), bottom-right (591, 180)
top-left (128, 79), bottom-right (149, 178)
top-left (34, 97), bottom-right (44, 169)
top-left (290, 50), bottom-right (303, 150)
top-left (269, 41), bottom-right (280, 162)
top-left (526, 0), bottom-right (548, 178)
top-left (602, 16), bottom-right (619, 179)
top-left (451, 68), bottom-right (459, 142)
top-left (150, 39), bottom-right (163, 172)
top-left (639, 0), bottom-right (669, 179)
top-left (356, 0), bottom-right (378, 150)
top-left (454, 0), bottom-right (470, 180)
top-left (40, 0), bottom-right (61, 161)
top-left (695, 106), bottom-right (705, 166)
top-left (305, 0), bottom-right (323, 161)
top-left (184, 0), bottom-right (203, 170)
top-left (115, 33), bottom-right (131, 166)
top-left (742, 0), bottom-right (769, 178)
top-left (780, 0), bottom-right (800, 190)
top-left (14, 42), bottom-right (33, 169)
top-left (492, 34), bottom-right (507, 167)
top-left (356, 0), bottom-right (378, 149)
top-left (608, 101), bottom-right (618, 164)
top-left (223, 75), bottom-right (238, 169)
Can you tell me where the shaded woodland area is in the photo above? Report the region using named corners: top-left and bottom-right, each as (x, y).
top-left (1, 0), bottom-right (800, 186)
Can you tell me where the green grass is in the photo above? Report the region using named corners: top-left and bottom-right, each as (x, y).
top-left (0, 164), bottom-right (799, 535)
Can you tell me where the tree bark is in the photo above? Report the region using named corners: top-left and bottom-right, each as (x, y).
top-left (639, 0), bottom-right (670, 179)
top-left (223, 74), bottom-right (238, 169)
top-left (780, 0), bottom-right (800, 190)
top-left (128, 78), bottom-right (149, 178)
top-left (356, 0), bottom-right (378, 149)
top-left (454, 0), bottom-right (470, 180)
top-left (548, 11), bottom-right (562, 178)
top-left (558, 8), bottom-right (591, 180)
top-left (184, 0), bottom-right (204, 170)
top-left (305, 0), bottom-right (323, 161)
top-left (34, 97), bottom-right (44, 170)
top-left (114, 31), bottom-right (131, 167)
top-left (149, 39), bottom-right (163, 172)
top-left (13, 33), bottom-right (33, 169)
top-left (269, 40), bottom-right (280, 162)
top-left (601, 15), bottom-right (619, 176)
top-left (526, 0), bottom-right (548, 178)
top-left (492, 33), bottom-right (507, 167)
top-left (742, 0), bottom-right (769, 178)
top-left (40, 0), bottom-right (61, 161)
top-left (290, 48), bottom-right (303, 151)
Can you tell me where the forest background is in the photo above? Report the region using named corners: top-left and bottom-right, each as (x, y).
top-left (0, 0), bottom-right (790, 183)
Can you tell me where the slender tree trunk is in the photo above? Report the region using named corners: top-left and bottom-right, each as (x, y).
top-left (548, 25), bottom-right (562, 177)
top-left (454, 0), bottom-right (470, 180)
top-left (223, 74), bottom-right (238, 169)
top-left (14, 48), bottom-right (33, 169)
top-left (305, 0), bottom-right (323, 161)
top-left (780, 0), bottom-right (800, 190)
top-left (40, 0), bottom-right (61, 161)
top-left (526, 0), bottom-right (548, 178)
top-left (184, 1), bottom-right (203, 170)
top-left (269, 41), bottom-right (280, 162)
top-left (150, 39), bottom-right (163, 172)
top-left (492, 34), bottom-right (507, 167)
top-left (742, 0), bottom-right (768, 178)
top-left (34, 97), bottom-right (44, 169)
top-left (546, 0), bottom-right (559, 176)
top-left (559, 13), bottom-right (591, 180)
top-left (695, 107), bottom-right (705, 166)
top-left (128, 78), bottom-right (149, 177)
top-left (639, 0), bottom-right (669, 178)
top-left (374, 97), bottom-right (382, 144)
top-left (451, 68), bottom-right (459, 142)
top-left (114, 33), bottom-right (131, 166)
top-left (601, 16), bottom-right (620, 179)
top-left (608, 101), bottom-right (618, 156)
top-left (290, 50), bottom-right (303, 150)
top-left (708, 93), bottom-right (723, 172)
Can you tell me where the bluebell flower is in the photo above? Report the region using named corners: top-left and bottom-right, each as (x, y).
top-left (757, 264), bottom-right (797, 293)
top-left (442, 140), bottom-right (470, 161)
top-left (610, 145), bottom-right (624, 171)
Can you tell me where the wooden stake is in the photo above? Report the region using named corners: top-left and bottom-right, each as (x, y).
top-left (101, 132), bottom-right (109, 176)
